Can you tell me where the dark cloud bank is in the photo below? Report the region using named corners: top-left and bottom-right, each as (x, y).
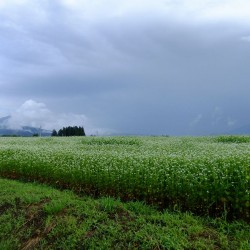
top-left (0, 1), bottom-right (250, 135)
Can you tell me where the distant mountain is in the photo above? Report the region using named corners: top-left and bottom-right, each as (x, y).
top-left (0, 115), bottom-right (11, 126)
top-left (0, 116), bottom-right (51, 136)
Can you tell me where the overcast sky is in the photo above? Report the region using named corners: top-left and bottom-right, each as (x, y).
top-left (0, 0), bottom-right (250, 135)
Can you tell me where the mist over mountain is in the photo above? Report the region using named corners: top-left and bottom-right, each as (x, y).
top-left (0, 116), bottom-right (11, 126)
top-left (0, 116), bottom-right (51, 136)
top-left (1, 114), bottom-right (249, 137)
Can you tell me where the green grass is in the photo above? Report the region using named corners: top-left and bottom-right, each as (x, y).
top-left (0, 177), bottom-right (249, 250)
top-left (0, 136), bottom-right (249, 220)
top-left (215, 135), bottom-right (250, 143)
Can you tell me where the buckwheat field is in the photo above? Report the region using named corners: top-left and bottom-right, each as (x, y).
top-left (0, 136), bottom-right (249, 220)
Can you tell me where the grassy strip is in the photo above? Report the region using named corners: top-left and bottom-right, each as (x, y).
top-left (0, 177), bottom-right (249, 250)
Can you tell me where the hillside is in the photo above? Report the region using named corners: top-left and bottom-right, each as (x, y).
top-left (0, 116), bottom-right (51, 136)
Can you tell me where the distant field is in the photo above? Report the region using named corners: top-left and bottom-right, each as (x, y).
top-left (0, 136), bottom-right (249, 220)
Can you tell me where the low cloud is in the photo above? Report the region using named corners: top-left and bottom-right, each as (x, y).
top-left (190, 114), bottom-right (203, 127)
top-left (7, 100), bottom-right (52, 129)
top-left (241, 36), bottom-right (250, 42)
top-left (227, 117), bottom-right (237, 127)
top-left (211, 107), bottom-right (223, 127)
top-left (7, 100), bottom-right (110, 135)
top-left (210, 107), bottom-right (238, 131)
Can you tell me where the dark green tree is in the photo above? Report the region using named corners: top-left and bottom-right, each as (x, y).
top-left (51, 129), bottom-right (58, 136)
top-left (57, 129), bottom-right (63, 136)
top-left (56, 126), bottom-right (85, 136)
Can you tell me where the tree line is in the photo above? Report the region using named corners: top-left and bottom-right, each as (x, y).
top-left (51, 126), bottom-right (85, 136)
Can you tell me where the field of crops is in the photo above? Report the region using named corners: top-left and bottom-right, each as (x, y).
top-left (0, 136), bottom-right (249, 220)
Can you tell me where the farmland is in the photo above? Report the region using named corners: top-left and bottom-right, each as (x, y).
top-left (0, 135), bottom-right (250, 249)
top-left (0, 136), bottom-right (249, 220)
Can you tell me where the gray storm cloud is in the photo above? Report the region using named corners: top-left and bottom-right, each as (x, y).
top-left (0, 0), bottom-right (250, 135)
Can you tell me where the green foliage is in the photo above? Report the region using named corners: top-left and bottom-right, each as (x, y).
top-left (44, 200), bottom-right (67, 215)
top-left (55, 126), bottom-right (85, 136)
top-left (81, 136), bottom-right (141, 146)
top-left (98, 197), bottom-right (122, 213)
top-left (216, 135), bottom-right (250, 143)
top-left (0, 136), bottom-right (249, 221)
top-left (51, 129), bottom-right (58, 137)
top-left (0, 178), bottom-right (249, 250)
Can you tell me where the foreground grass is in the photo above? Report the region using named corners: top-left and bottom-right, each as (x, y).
top-left (0, 178), bottom-right (249, 250)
